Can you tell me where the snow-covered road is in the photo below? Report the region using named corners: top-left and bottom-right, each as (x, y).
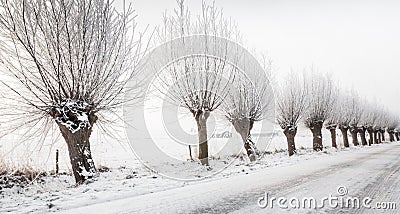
top-left (64, 143), bottom-right (400, 214)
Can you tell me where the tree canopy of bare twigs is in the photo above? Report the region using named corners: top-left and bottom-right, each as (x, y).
top-left (336, 91), bottom-right (357, 148)
top-left (0, 0), bottom-right (143, 183)
top-left (153, 0), bottom-right (241, 165)
top-left (361, 102), bottom-right (380, 145)
top-left (347, 91), bottom-right (364, 146)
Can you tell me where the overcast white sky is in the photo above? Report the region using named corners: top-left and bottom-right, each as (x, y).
top-left (117, 0), bottom-right (400, 115)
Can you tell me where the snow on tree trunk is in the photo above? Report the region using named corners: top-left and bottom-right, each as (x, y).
top-left (350, 126), bottom-right (359, 146)
top-left (310, 121), bottom-right (324, 151)
top-left (59, 125), bottom-right (96, 183)
top-left (233, 119), bottom-right (256, 162)
top-left (51, 99), bottom-right (97, 183)
top-left (194, 110), bottom-right (210, 166)
top-left (340, 127), bottom-right (350, 148)
top-left (242, 135), bottom-right (256, 162)
top-left (395, 132), bottom-right (400, 141)
top-left (284, 127), bottom-right (297, 156)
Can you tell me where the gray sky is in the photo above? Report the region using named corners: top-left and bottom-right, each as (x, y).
top-left (117, 0), bottom-right (400, 115)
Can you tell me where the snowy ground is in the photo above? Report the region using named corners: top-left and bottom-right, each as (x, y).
top-left (1, 140), bottom-right (399, 213)
top-left (64, 143), bottom-right (400, 214)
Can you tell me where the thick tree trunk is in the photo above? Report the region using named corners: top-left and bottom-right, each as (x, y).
top-left (284, 127), bottom-right (297, 156)
top-left (310, 121), bottom-right (323, 151)
top-left (376, 131), bottom-right (381, 144)
top-left (395, 132), bottom-right (400, 141)
top-left (242, 135), bottom-right (256, 162)
top-left (380, 130), bottom-right (386, 142)
top-left (367, 128), bottom-right (374, 146)
top-left (58, 125), bottom-right (96, 183)
top-left (328, 128), bottom-right (337, 148)
top-left (388, 131), bottom-right (395, 142)
top-left (233, 119), bottom-right (256, 162)
top-left (340, 127), bottom-right (350, 148)
top-left (194, 110), bottom-right (210, 166)
top-left (373, 131), bottom-right (378, 144)
top-left (350, 126), bottom-right (359, 146)
top-left (359, 128), bottom-right (367, 146)
top-left (51, 102), bottom-right (97, 184)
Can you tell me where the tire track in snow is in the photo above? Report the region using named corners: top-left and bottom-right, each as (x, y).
top-left (352, 151), bottom-right (400, 214)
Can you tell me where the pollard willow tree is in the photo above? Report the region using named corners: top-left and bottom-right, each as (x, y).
top-left (224, 57), bottom-right (274, 161)
top-left (276, 72), bottom-right (308, 156)
top-left (358, 99), bottom-right (372, 146)
top-left (348, 92), bottom-right (364, 146)
top-left (154, 0), bottom-right (241, 165)
top-left (336, 92), bottom-right (357, 148)
top-left (364, 103), bottom-right (380, 145)
top-left (0, 0), bottom-right (142, 183)
top-left (337, 90), bottom-right (364, 147)
top-left (325, 103), bottom-right (339, 148)
top-left (386, 114), bottom-right (399, 142)
top-left (378, 111), bottom-right (390, 142)
top-left (374, 109), bottom-right (388, 143)
top-left (304, 71), bottom-right (337, 151)
top-left (395, 126), bottom-right (400, 141)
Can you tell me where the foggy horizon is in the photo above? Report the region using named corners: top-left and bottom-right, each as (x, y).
top-left (119, 0), bottom-right (400, 115)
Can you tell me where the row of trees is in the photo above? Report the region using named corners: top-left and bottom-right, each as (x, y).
top-left (0, 0), bottom-right (275, 183)
top-left (0, 0), bottom-right (398, 185)
top-left (276, 70), bottom-right (400, 156)
top-left (154, 0), bottom-right (274, 165)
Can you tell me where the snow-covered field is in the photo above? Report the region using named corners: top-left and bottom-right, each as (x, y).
top-left (0, 120), bottom-right (339, 172)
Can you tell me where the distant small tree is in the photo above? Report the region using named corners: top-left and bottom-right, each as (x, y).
top-left (364, 104), bottom-right (380, 145)
top-left (395, 127), bottom-right (400, 141)
top-left (360, 103), bottom-right (375, 146)
top-left (325, 105), bottom-right (339, 148)
top-left (348, 92), bottom-right (363, 146)
top-left (386, 114), bottom-right (399, 142)
top-left (304, 71), bottom-right (337, 151)
top-left (374, 110), bottom-right (387, 143)
top-left (276, 72), bottom-right (308, 156)
top-left (337, 93), bottom-right (352, 148)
